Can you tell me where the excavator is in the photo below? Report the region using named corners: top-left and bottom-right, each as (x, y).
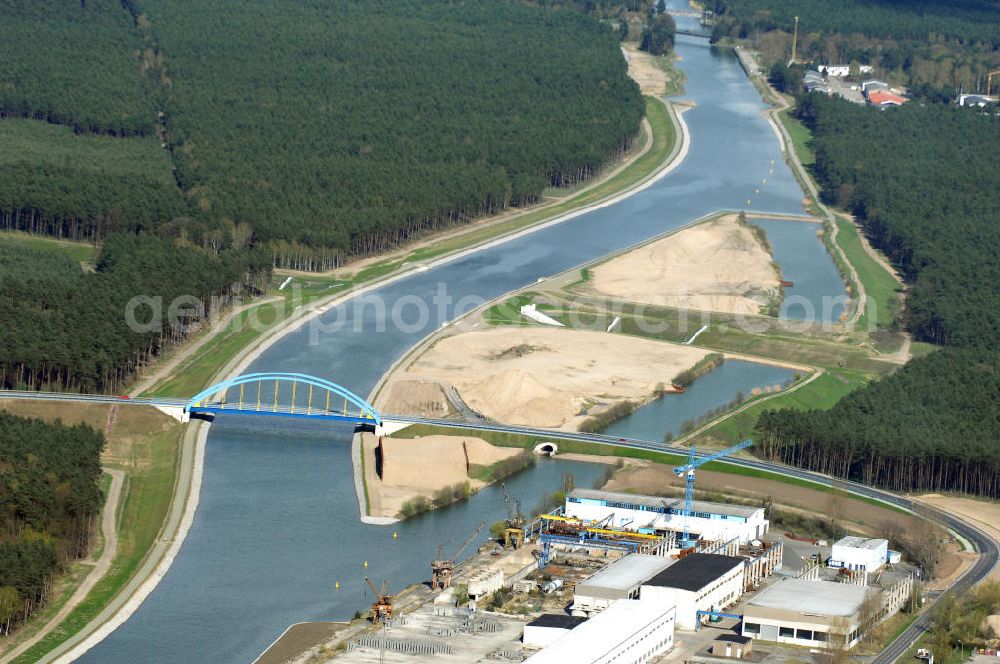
top-left (430, 521), bottom-right (485, 591)
top-left (500, 483), bottom-right (526, 549)
top-left (364, 576), bottom-right (393, 623)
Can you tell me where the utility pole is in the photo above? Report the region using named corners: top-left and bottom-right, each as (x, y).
top-left (790, 16), bottom-right (799, 66)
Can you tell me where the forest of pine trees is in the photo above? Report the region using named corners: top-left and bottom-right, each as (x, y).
top-left (0, 0), bottom-right (646, 268)
top-left (0, 0), bottom-right (650, 391)
top-left (0, 413), bottom-right (105, 633)
top-left (756, 95), bottom-right (1000, 497)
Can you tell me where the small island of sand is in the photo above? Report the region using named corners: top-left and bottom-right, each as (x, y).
top-left (587, 213), bottom-right (780, 316)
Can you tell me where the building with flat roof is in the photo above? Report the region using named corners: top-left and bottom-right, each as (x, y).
top-left (565, 489), bottom-right (768, 545)
top-left (522, 614), bottom-right (588, 648)
top-left (573, 554), bottom-right (675, 616)
top-left (640, 553), bottom-right (745, 630)
top-left (742, 579), bottom-right (872, 648)
top-left (830, 536), bottom-right (888, 572)
top-left (524, 599), bottom-right (676, 664)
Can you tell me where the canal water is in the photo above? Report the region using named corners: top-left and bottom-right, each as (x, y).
top-left (80, 6), bottom-right (839, 662)
top-left (601, 360), bottom-right (798, 442)
top-left (753, 218), bottom-right (847, 322)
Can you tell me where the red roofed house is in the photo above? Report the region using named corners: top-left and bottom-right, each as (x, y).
top-left (868, 90), bottom-right (907, 107)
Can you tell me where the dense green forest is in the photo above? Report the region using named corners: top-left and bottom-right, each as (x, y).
top-left (708, 0), bottom-right (1000, 95)
top-left (0, 413), bottom-right (104, 633)
top-left (0, 236), bottom-right (269, 392)
top-left (0, 0), bottom-right (156, 135)
top-left (756, 96), bottom-right (1000, 497)
top-left (0, 120), bottom-right (184, 239)
top-left (0, 0), bottom-right (650, 392)
top-left (1, 0), bottom-right (647, 269)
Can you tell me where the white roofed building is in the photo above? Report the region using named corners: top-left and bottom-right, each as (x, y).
top-left (565, 489), bottom-right (768, 545)
top-left (524, 599), bottom-right (676, 664)
top-left (829, 536), bottom-right (888, 572)
top-left (572, 554), bottom-right (675, 616)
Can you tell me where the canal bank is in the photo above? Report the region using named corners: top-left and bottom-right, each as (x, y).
top-left (75, 19), bottom-right (823, 664)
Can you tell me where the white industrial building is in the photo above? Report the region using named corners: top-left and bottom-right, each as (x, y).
top-left (522, 614), bottom-right (588, 648)
top-left (818, 64), bottom-right (874, 77)
top-left (640, 553), bottom-right (745, 630)
top-left (572, 554), bottom-right (675, 616)
top-left (829, 536), bottom-right (888, 572)
top-left (742, 579), bottom-right (872, 648)
top-left (565, 489), bottom-right (768, 545)
top-left (524, 599), bottom-right (676, 664)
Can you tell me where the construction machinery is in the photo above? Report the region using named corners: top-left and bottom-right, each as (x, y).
top-left (364, 576), bottom-right (393, 623)
top-left (672, 440), bottom-right (753, 548)
top-left (430, 521), bottom-right (485, 591)
top-left (500, 483), bottom-right (525, 549)
top-left (988, 69), bottom-right (1000, 97)
top-left (789, 16), bottom-right (800, 65)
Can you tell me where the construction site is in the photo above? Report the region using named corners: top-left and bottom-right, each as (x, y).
top-left (255, 443), bottom-right (919, 664)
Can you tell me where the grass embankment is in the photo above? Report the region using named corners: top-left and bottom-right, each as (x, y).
top-left (0, 230), bottom-right (95, 265)
top-left (142, 96), bottom-right (679, 400)
top-left (0, 403), bottom-right (181, 664)
top-left (779, 109), bottom-right (815, 167)
top-left (694, 368), bottom-right (869, 446)
top-left (395, 423), bottom-right (907, 513)
top-left (833, 217), bottom-right (902, 330)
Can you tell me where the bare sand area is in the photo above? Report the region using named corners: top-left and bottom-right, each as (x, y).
top-left (380, 327), bottom-right (709, 430)
top-left (360, 432), bottom-right (521, 518)
top-left (588, 213), bottom-right (780, 316)
top-left (377, 379), bottom-right (453, 419)
top-left (918, 493), bottom-right (1000, 582)
top-left (623, 43), bottom-right (676, 95)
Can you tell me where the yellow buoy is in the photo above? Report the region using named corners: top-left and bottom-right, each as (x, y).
top-left (363, 560), bottom-right (368, 568)
top-left (393, 531), bottom-right (398, 540)
top-left (335, 581), bottom-right (340, 590)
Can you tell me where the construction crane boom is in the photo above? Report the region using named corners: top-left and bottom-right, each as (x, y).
top-left (364, 576), bottom-right (381, 597)
top-left (673, 440), bottom-right (753, 547)
top-left (453, 520), bottom-right (485, 561)
top-left (988, 69), bottom-right (1000, 97)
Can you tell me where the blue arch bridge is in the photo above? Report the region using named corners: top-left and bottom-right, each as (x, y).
top-left (182, 372), bottom-right (383, 431)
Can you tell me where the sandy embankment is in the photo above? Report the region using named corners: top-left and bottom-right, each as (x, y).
top-left (622, 43), bottom-right (676, 95)
top-left (377, 327), bottom-right (709, 430)
top-left (360, 432), bottom-right (522, 518)
top-left (587, 213), bottom-right (780, 316)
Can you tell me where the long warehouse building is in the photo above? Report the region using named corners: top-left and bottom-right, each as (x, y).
top-left (565, 489), bottom-right (769, 545)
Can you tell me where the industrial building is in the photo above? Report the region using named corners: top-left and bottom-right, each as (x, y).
top-left (564, 489), bottom-right (769, 545)
top-left (524, 599), bottom-right (676, 664)
top-left (829, 536), bottom-right (888, 572)
top-left (572, 554), bottom-right (675, 617)
top-left (640, 553), bottom-right (745, 630)
top-left (742, 579), bottom-right (872, 648)
top-left (522, 614), bottom-right (588, 648)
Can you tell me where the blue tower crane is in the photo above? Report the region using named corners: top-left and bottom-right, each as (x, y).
top-left (672, 440), bottom-right (753, 548)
